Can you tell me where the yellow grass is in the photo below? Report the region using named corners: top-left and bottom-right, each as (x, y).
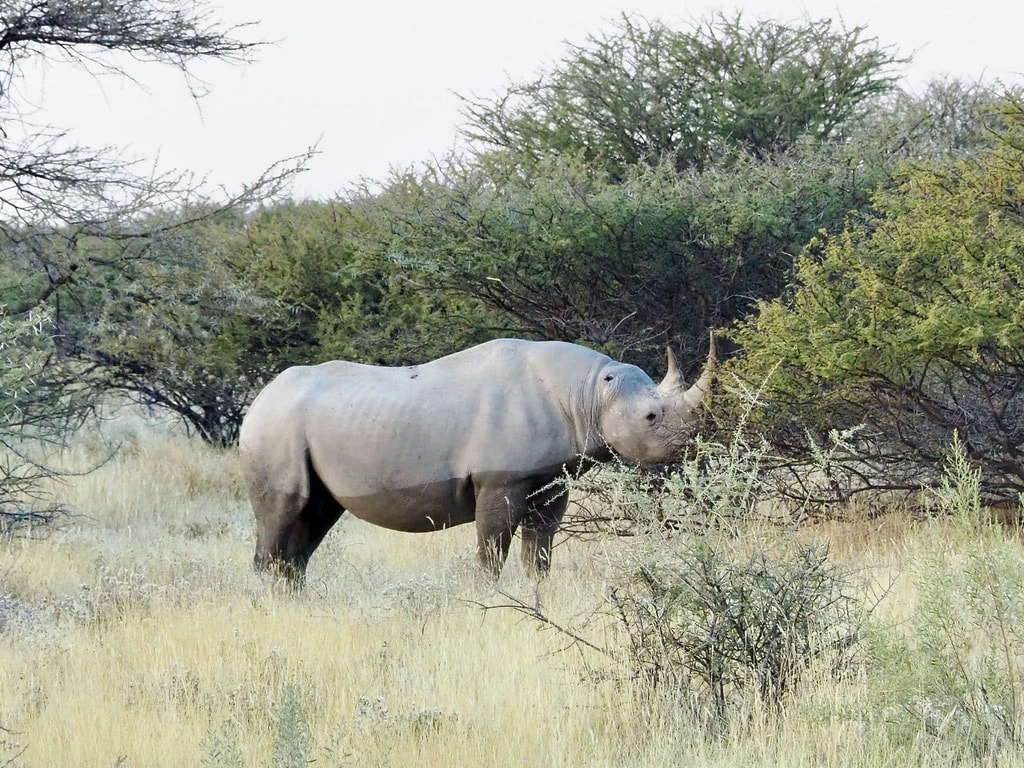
top-left (0, 414), bottom-right (1021, 766)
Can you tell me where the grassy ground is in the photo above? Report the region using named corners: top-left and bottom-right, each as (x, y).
top-left (1, 414), bottom-right (1022, 767)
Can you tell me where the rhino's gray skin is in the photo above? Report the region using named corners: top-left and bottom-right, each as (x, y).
top-left (240, 337), bottom-right (715, 584)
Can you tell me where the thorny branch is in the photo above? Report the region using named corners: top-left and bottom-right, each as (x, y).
top-left (470, 590), bottom-right (613, 658)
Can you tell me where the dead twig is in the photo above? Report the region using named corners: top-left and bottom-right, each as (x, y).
top-left (468, 590), bottom-right (613, 658)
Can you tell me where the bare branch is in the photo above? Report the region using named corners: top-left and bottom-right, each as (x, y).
top-left (469, 590), bottom-right (613, 658)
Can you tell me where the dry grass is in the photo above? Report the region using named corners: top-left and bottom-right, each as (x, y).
top-left (1, 413), bottom-right (1022, 767)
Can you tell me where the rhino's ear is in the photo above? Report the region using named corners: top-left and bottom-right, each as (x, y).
top-left (657, 347), bottom-right (684, 396)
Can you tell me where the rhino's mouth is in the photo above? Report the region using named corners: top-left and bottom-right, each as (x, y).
top-left (658, 418), bottom-right (700, 450)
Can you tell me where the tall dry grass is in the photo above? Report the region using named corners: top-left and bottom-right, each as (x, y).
top-left (1, 412), bottom-right (1022, 767)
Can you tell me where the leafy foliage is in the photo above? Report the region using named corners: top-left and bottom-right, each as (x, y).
top-left (0, 305), bottom-right (89, 530)
top-left (49, 207), bottom-right (280, 446)
top-left (200, 719), bottom-right (245, 768)
top-left (344, 14), bottom-right (909, 371)
top-left (462, 13), bottom-right (901, 179)
top-left (236, 198), bottom-right (496, 367)
top-left (41, 196), bottom-right (500, 446)
top-left (865, 79), bottom-right (1020, 164)
top-left (361, 140), bottom-right (885, 372)
top-left (271, 685), bottom-right (313, 768)
top-left (731, 93), bottom-right (1024, 501)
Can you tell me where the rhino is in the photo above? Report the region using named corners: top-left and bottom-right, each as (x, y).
top-left (239, 336), bottom-right (715, 584)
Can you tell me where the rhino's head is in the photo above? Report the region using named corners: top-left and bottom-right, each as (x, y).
top-left (597, 335), bottom-right (716, 464)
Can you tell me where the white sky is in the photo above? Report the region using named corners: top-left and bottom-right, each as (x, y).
top-left (16, 0), bottom-right (1023, 200)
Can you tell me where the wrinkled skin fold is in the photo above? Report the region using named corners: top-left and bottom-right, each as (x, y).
top-left (239, 336), bottom-right (715, 585)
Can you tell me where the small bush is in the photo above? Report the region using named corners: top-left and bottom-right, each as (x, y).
top-left (271, 685), bottom-right (312, 768)
top-left (871, 434), bottom-right (1024, 762)
top-left (610, 540), bottom-right (862, 731)
top-left (200, 719), bottom-right (244, 768)
top-left (558, 431), bottom-right (773, 539)
top-left (531, 403), bottom-right (867, 735)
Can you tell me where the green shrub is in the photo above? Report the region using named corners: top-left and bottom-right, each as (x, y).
top-left (731, 93), bottom-right (1024, 504)
top-left (201, 719), bottom-right (244, 768)
top-left (271, 684), bottom-right (312, 768)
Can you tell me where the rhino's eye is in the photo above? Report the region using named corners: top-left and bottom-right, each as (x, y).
top-left (604, 374), bottom-right (614, 382)
top-left (645, 412), bottom-right (657, 423)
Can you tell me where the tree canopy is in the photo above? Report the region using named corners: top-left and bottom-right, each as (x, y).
top-left (731, 95), bottom-right (1024, 502)
top-left (358, 139), bottom-right (884, 372)
top-left (0, 0), bottom-right (292, 509)
top-left (461, 13), bottom-right (901, 179)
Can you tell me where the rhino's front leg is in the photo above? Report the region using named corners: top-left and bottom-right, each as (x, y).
top-left (521, 489), bottom-right (569, 577)
top-left (474, 482), bottom-right (530, 577)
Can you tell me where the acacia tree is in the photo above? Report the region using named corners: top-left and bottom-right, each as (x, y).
top-left (363, 143), bottom-right (882, 372)
top-left (421, 17), bottom-right (1008, 384)
top-left (0, 0), bottom-right (298, 509)
top-left (343, 14), bottom-right (904, 372)
top-left (461, 13), bottom-right (902, 180)
top-left (730, 94), bottom-right (1024, 503)
top-left (234, 199), bottom-right (497, 367)
top-left (0, 0), bottom-right (308, 316)
top-left (45, 206), bottom-right (270, 447)
top-left (0, 0), bottom-right (259, 226)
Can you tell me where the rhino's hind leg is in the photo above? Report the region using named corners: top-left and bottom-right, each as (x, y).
top-left (253, 468), bottom-right (344, 587)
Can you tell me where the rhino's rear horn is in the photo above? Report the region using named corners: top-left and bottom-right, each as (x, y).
top-left (682, 332), bottom-right (718, 409)
top-left (658, 333), bottom-right (717, 406)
